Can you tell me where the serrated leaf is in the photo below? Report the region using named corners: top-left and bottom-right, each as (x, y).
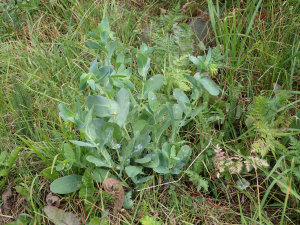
top-left (0, 151), bottom-right (7, 164)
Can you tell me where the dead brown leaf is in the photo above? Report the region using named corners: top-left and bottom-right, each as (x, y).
top-left (46, 192), bottom-right (60, 207)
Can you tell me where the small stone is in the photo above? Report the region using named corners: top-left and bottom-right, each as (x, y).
top-left (189, 15), bottom-right (211, 46)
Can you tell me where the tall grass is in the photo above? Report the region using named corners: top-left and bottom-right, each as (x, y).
top-left (207, 0), bottom-right (300, 91)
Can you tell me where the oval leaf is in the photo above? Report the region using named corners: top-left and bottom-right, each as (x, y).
top-left (138, 75), bottom-right (164, 99)
top-left (50, 175), bottom-right (82, 194)
top-left (103, 122), bottom-right (123, 139)
top-left (199, 76), bottom-right (219, 96)
top-left (86, 95), bottom-right (120, 117)
top-left (148, 91), bottom-right (158, 111)
top-left (114, 88), bottom-right (130, 126)
top-left (125, 166), bottom-right (143, 177)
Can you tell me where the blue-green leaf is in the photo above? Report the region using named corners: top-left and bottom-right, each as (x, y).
top-left (86, 95), bottom-right (120, 118)
top-left (103, 122), bottom-right (122, 139)
top-left (123, 191), bottom-right (133, 209)
top-left (59, 104), bottom-right (75, 122)
top-left (199, 76), bottom-right (219, 96)
top-left (50, 175), bottom-right (82, 194)
top-left (113, 88), bottom-right (130, 126)
top-left (148, 91), bottom-right (158, 111)
top-left (133, 120), bottom-right (148, 137)
top-left (189, 55), bottom-right (206, 73)
top-left (138, 75), bottom-right (164, 99)
top-left (135, 156), bottom-right (152, 164)
top-left (172, 145), bottom-right (192, 174)
top-left (137, 53), bottom-right (150, 77)
top-left (86, 40), bottom-right (102, 50)
top-left (70, 140), bottom-right (98, 147)
top-left (86, 156), bottom-right (112, 168)
top-left (130, 135), bottom-right (151, 158)
top-left (108, 39), bottom-right (119, 61)
top-left (143, 152), bottom-right (160, 168)
top-left (125, 166), bottom-right (143, 177)
top-left (99, 127), bottom-right (114, 147)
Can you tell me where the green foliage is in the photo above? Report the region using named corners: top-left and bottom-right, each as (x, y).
top-left (184, 170), bottom-right (208, 192)
top-left (1, 0), bottom-right (300, 224)
top-left (192, 154), bottom-right (206, 174)
top-left (247, 92), bottom-right (292, 157)
top-left (50, 175), bottom-right (82, 194)
top-left (288, 136), bottom-right (300, 164)
top-left (10, 82), bottom-right (33, 136)
top-left (147, 5), bottom-right (193, 94)
top-left (79, 168), bottom-right (95, 214)
top-left (150, 4), bottom-right (187, 36)
top-left (50, 18), bottom-right (218, 195)
top-left (123, 191), bottom-right (133, 209)
top-left (0, 0), bottom-right (40, 38)
top-left (139, 216), bottom-right (163, 225)
top-left (0, 147), bottom-right (21, 191)
top-left (88, 216), bottom-right (109, 225)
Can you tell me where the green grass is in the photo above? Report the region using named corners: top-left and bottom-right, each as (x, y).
top-left (1, 0), bottom-right (300, 224)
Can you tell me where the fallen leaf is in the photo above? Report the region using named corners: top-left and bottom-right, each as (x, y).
top-left (44, 205), bottom-right (81, 225)
top-left (1, 189), bottom-right (14, 213)
top-left (46, 192), bottom-right (60, 207)
top-left (159, 8), bottom-right (167, 15)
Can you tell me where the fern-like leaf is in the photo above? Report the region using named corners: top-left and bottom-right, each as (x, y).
top-left (185, 170), bottom-right (208, 192)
